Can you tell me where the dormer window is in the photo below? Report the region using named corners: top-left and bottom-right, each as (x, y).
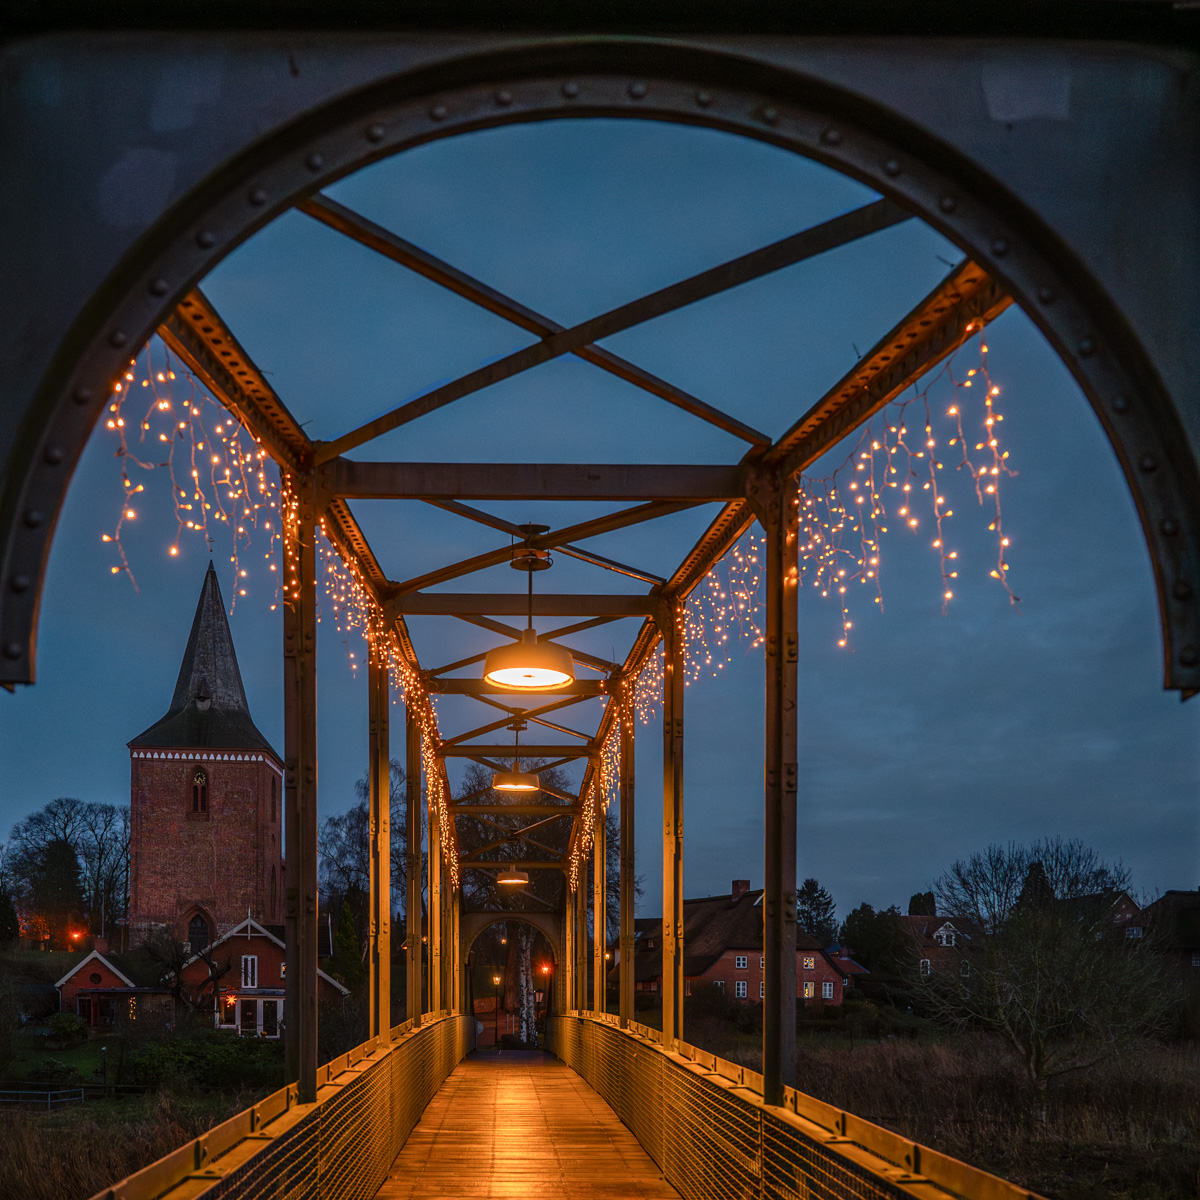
top-left (192, 767), bottom-right (208, 814)
top-left (935, 928), bottom-right (956, 947)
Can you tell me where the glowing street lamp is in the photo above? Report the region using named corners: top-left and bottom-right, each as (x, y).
top-left (497, 865), bottom-right (529, 886)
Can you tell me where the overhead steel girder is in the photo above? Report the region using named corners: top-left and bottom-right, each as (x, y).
top-left (437, 744), bottom-right (596, 759)
top-left (3, 32), bottom-right (1200, 693)
top-left (395, 593), bottom-right (654, 616)
top-left (427, 678), bottom-right (608, 697)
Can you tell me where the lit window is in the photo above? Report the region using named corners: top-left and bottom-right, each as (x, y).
top-left (735, 981), bottom-right (747, 999)
top-left (735, 955), bottom-right (747, 970)
top-left (1124, 926), bottom-right (1143, 938)
top-left (822, 981), bottom-right (834, 1000)
top-left (280, 961), bottom-right (286, 979)
top-left (241, 955), bottom-right (258, 988)
top-left (803, 982), bottom-right (815, 998)
top-left (802, 956), bottom-right (815, 970)
top-left (920, 959), bottom-right (931, 976)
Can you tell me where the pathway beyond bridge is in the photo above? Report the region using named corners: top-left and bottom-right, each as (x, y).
top-left (375, 1050), bottom-right (681, 1199)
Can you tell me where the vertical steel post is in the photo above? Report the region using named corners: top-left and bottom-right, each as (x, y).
top-left (406, 711), bottom-right (422, 1027)
top-left (592, 795), bottom-right (607, 1014)
top-left (619, 700), bottom-right (635, 1028)
top-left (368, 655), bottom-right (390, 1043)
top-left (562, 888), bottom-right (574, 1013)
top-left (576, 878), bottom-right (588, 1010)
top-left (283, 478), bottom-right (318, 1102)
top-left (428, 794), bottom-right (442, 1013)
top-left (659, 601), bottom-right (685, 1052)
top-left (759, 473), bottom-right (799, 1105)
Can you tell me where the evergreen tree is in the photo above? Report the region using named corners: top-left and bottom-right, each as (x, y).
top-left (796, 877), bottom-right (838, 946)
top-left (839, 903), bottom-right (906, 972)
top-left (30, 836), bottom-right (85, 948)
top-left (0, 886), bottom-right (18, 947)
top-left (328, 899), bottom-right (366, 990)
top-left (908, 891), bottom-right (936, 916)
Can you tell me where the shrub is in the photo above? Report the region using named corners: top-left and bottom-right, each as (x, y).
top-left (45, 1012), bottom-right (87, 1049)
top-left (125, 1031), bottom-right (283, 1090)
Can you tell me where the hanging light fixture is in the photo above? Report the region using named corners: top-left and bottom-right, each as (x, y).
top-left (497, 864), bottom-right (530, 885)
top-left (493, 720), bottom-right (539, 792)
top-left (482, 526), bottom-right (575, 691)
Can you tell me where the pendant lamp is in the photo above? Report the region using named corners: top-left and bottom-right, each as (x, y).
top-left (493, 720), bottom-right (539, 792)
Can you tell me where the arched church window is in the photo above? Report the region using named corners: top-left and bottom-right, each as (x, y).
top-left (188, 913), bottom-right (210, 952)
top-left (192, 767), bottom-right (208, 814)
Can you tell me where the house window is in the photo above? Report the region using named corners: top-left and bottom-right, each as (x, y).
top-left (188, 913), bottom-right (210, 953)
top-left (1124, 926), bottom-right (1143, 938)
top-left (802, 956), bottom-right (815, 970)
top-left (960, 960), bottom-right (971, 977)
top-left (735, 955), bottom-right (747, 969)
top-left (803, 982), bottom-right (815, 998)
top-left (920, 958), bottom-right (931, 976)
top-left (684, 980), bottom-right (691, 996)
top-left (191, 767), bottom-right (208, 814)
top-left (241, 955), bottom-right (258, 989)
top-left (714, 980), bottom-right (725, 993)
top-left (760, 981), bottom-right (764, 998)
top-left (89, 972), bottom-right (102, 985)
top-left (1192, 951), bottom-right (1200, 968)
top-left (935, 929), bottom-right (956, 947)
top-left (822, 981), bottom-right (834, 1000)
top-left (735, 981), bottom-right (747, 999)
top-left (219, 993), bottom-right (237, 1026)
top-left (760, 957), bottom-right (764, 969)
top-left (280, 961), bottom-right (286, 980)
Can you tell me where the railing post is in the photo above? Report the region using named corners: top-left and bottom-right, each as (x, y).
top-left (618, 693), bottom-right (635, 1028)
top-left (754, 470), bottom-right (799, 1105)
top-left (428, 795), bottom-right (442, 1013)
top-left (283, 474), bottom-right (318, 1103)
top-left (406, 711), bottom-right (422, 1027)
top-left (658, 600), bottom-right (685, 1053)
top-left (592, 788), bottom-right (607, 1015)
top-left (368, 653), bottom-right (391, 1043)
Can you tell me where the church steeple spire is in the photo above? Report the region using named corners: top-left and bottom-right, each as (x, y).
top-left (129, 563), bottom-right (276, 752)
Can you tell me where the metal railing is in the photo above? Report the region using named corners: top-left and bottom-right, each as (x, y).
top-left (548, 1012), bottom-right (1045, 1200)
top-left (88, 1012), bottom-right (472, 1200)
top-left (0, 1086), bottom-right (84, 1110)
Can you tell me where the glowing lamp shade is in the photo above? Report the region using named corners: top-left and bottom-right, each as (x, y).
top-left (497, 865), bottom-right (530, 885)
top-left (492, 771), bottom-right (540, 792)
top-left (483, 629), bottom-right (574, 691)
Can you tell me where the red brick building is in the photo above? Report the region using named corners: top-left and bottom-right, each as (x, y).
top-left (628, 881), bottom-right (849, 1006)
top-left (128, 563), bottom-right (284, 948)
top-left (54, 949), bottom-right (174, 1030)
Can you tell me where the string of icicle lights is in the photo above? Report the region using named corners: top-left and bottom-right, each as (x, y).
top-left (568, 723), bottom-right (621, 890)
top-left (632, 339), bottom-right (1017, 723)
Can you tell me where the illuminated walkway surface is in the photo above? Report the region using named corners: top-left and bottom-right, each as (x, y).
top-left (375, 1050), bottom-right (682, 1200)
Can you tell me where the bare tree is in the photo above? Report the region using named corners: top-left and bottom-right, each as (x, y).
top-left (920, 838), bottom-right (1179, 1123)
top-left (143, 925), bottom-right (232, 1029)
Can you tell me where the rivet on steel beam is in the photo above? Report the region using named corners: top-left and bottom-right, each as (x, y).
top-left (820, 128), bottom-right (842, 145)
top-left (248, 187), bottom-right (268, 206)
top-left (3, 642), bottom-right (23, 661)
top-left (760, 106), bottom-right (779, 125)
top-left (939, 195), bottom-right (957, 213)
top-left (561, 81), bottom-right (579, 99)
top-left (1173, 579), bottom-right (1193, 601)
top-left (1160, 518), bottom-right (1179, 536)
top-left (1180, 645), bottom-right (1199, 668)
top-left (695, 91), bottom-right (712, 107)
top-left (44, 446), bottom-right (64, 465)
top-left (366, 123), bottom-right (386, 142)
top-left (1112, 394), bottom-right (1130, 413)
top-left (990, 237), bottom-right (1009, 256)
top-left (883, 159), bottom-right (901, 177)
top-left (1140, 454), bottom-right (1158, 472)
top-left (109, 331), bottom-right (128, 348)
top-left (23, 510), bottom-right (43, 529)
top-left (9, 575), bottom-right (30, 594)
top-left (495, 90), bottom-right (513, 106)
top-left (1078, 337), bottom-right (1096, 356)
top-left (196, 230), bottom-right (216, 249)
top-left (149, 278), bottom-right (169, 297)
top-left (305, 152), bottom-right (325, 172)
top-left (73, 387), bottom-right (93, 406)
top-left (429, 105), bottom-right (448, 122)
top-left (1037, 286), bottom-right (1056, 304)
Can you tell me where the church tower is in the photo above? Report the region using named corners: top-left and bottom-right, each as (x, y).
top-left (128, 563), bottom-right (284, 949)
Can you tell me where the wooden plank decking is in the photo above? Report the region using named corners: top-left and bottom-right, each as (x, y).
top-left (375, 1051), bottom-right (681, 1200)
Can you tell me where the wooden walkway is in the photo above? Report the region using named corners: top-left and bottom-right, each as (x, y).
top-left (375, 1051), bottom-right (681, 1200)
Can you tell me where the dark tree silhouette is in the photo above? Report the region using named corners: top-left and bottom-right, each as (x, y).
top-left (796, 877), bottom-right (837, 946)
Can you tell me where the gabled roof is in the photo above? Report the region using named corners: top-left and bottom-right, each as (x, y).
top-left (55, 949), bottom-right (135, 990)
top-left (129, 563), bottom-right (278, 755)
top-left (179, 917), bottom-right (349, 995)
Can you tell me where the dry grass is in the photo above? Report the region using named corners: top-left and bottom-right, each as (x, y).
top-left (0, 1090), bottom-right (261, 1200)
top-left (787, 1035), bottom-right (1200, 1200)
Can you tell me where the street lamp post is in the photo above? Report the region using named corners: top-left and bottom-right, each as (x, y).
top-left (492, 973), bottom-right (502, 1050)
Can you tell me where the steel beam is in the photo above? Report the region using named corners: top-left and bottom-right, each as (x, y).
top-left (618, 696), bottom-right (635, 1029)
top-left (462, 861), bottom-right (566, 872)
top-left (576, 872), bottom-right (588, 1012)
top-left (660, 601), bottom-right (685, 1052)
top-left (429, 780), bottom-right (442, 1014)
top-left (753, 473), bottom-right (800, 1105)
top-left (451, 804), bottom-right (576, 816)
top-left (282, 478), bottom-right (318, 1103)
top-left (406, 711), bottom-right (422, 1028)
top-left (593, 799), bottom-right (606, 1015)
top-left (437, 744), bottom-right (593, 759)
top-left (367, 654), bottom-right (390, 1044)
top-left (394, 592), bottom-right (655, 617)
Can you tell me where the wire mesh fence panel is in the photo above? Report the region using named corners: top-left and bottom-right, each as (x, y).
top-left (212, 1111), bottom-right (320, 1200)
top-left (318, 1053), bottom-right (395, 1200)
top-left (663, 1067), bottom-right (762, 1200)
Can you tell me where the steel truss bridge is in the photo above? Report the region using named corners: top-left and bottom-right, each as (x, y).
top-left (3, 9), bottom-right (1199, 1200)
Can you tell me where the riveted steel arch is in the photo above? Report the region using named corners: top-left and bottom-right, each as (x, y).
top-left (3, 35), bottom-right (1200, 693)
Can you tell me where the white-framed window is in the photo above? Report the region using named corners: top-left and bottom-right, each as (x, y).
top-left (241, 955), bottom-right (258, 988)
top-left (920, 958), bottom-right (931, 976)
top-left (714, 980), bottom-right (725, 993)
top-left (760, 956), bottom-right (764, 969)
top-left (803, 981), bottom-right (815, 998)
top-left (802, 956), bottom-right (815, 970)
top-left (1192, 951), bottom-right (1200, 968)
top-left (822, 981), bottom-right (834, 1000)
top-left (735, 980), bottom-right (747, 999)
top-left (684, 980), bottom-right (692, 996)
top-left (935, 928), bottom-right (956, 947)
top-left (960, 960), bottom-right (971, 977)
top-left (1125, 926), bottom-right (1143, 938)
top-left (760, 981), bottom-right (764, 998)
top-left (735, 955), bottom-right (747, 969)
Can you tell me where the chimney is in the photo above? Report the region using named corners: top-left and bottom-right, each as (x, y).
top-left (93, 936), bottom-right (109, 954)
top-left (732, 879), bottom-right (750, 901)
